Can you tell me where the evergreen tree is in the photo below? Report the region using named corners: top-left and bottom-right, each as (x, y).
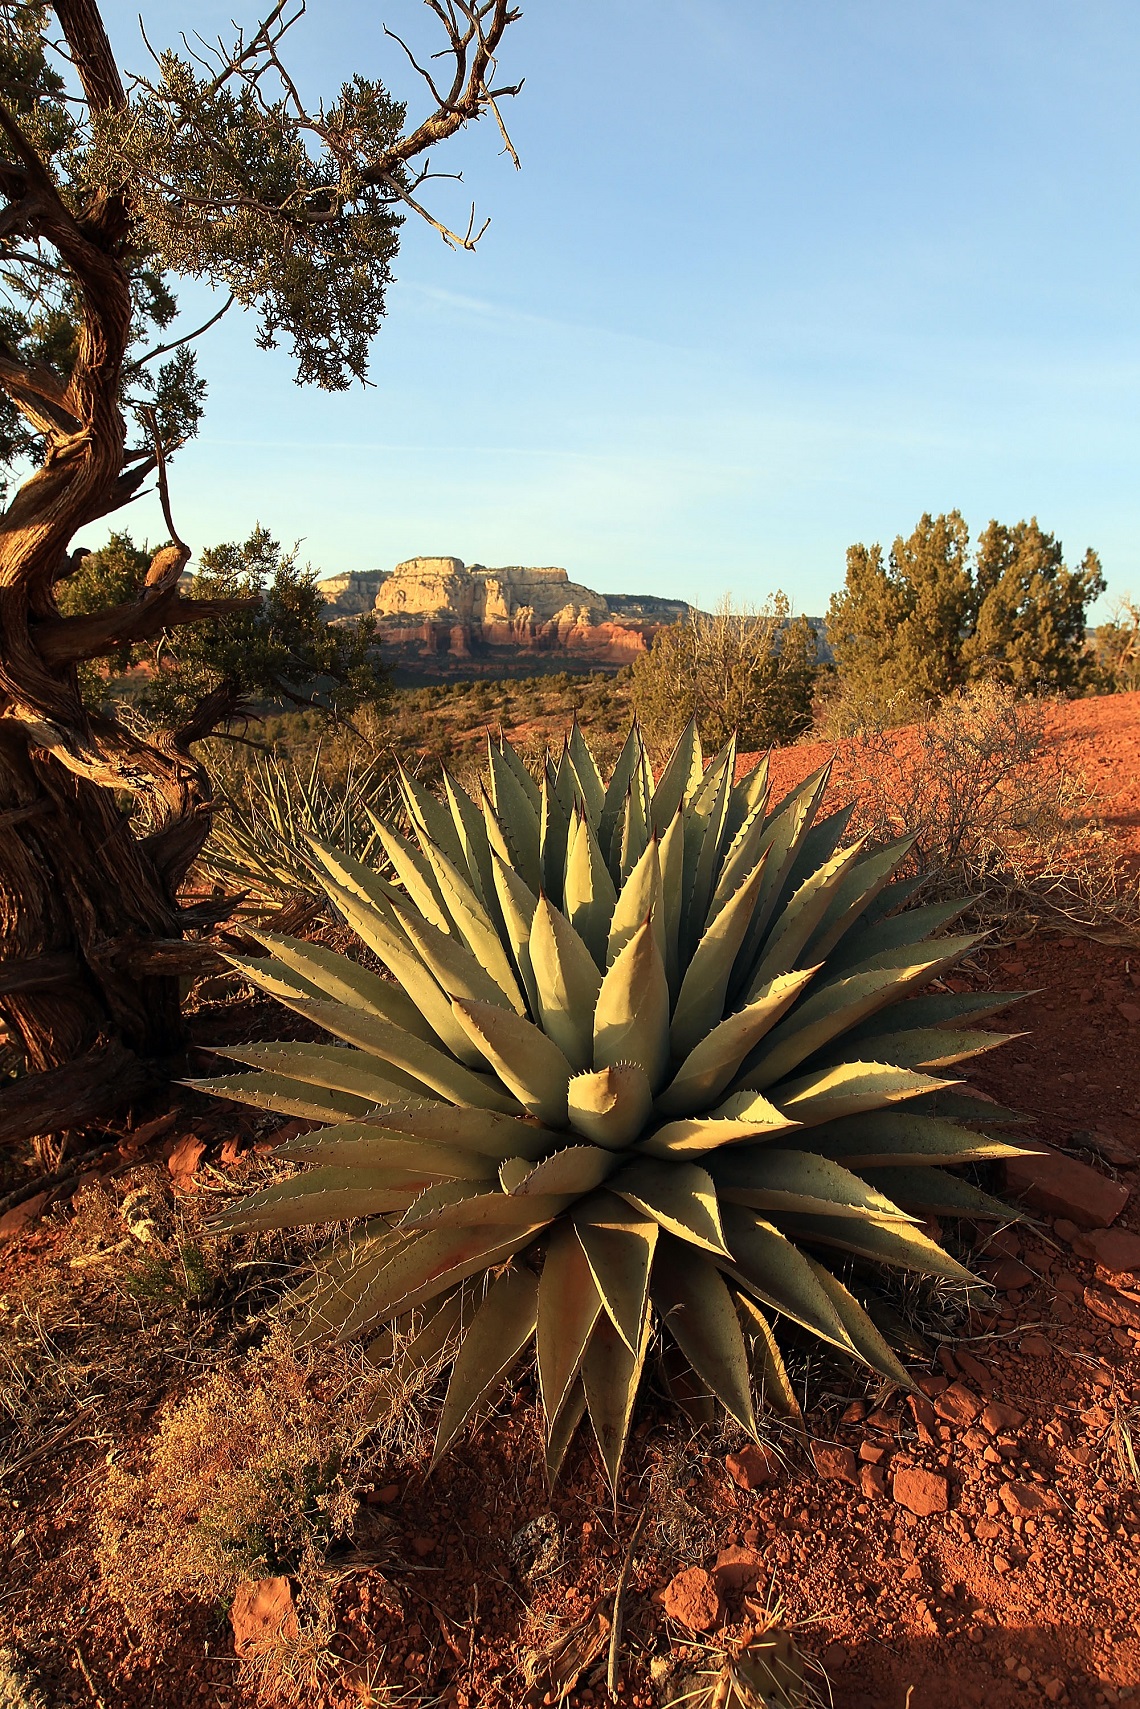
top-left (964, 519), bottom-right (1105, 693)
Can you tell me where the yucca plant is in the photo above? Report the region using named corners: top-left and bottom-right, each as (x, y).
top-left (199, 721), bottom-right (1028, 1491)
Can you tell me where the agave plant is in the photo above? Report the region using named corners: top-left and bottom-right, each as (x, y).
top-left (200, 721), bottom-right (1028, 1491)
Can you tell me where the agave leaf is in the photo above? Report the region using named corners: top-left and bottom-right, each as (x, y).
top-left (610, 1158), bottom-right (729, 1256)
top-left (451, 997), bottom-right (572, 1127)
top-left (779, 801), bottom-right (858, 899)
top-left (551, 743), bottom-right (581, 818)
top-left (396, 1180), bottom-right (485, 1226)
top-left (546, 1377), bottom-right (587, 1483)
top-left (733, 763), bottom-right (831, 975)
top-left (366, 1291), bottom-right (465, 1420)
top-left (249, 931), bottom-right (437, 1042)
top-left (563, 807), bottom-right (619, 969)
top-left (329, 1100), bottom-right (554, 1159)
top-left (599, 724), bottom-right (645, 860)
top-left (707, 795), bottom-right (769, 921)
top-left (211, 1040), bottom-right (430, 1102)
top-left (718, 1204), bottom-right (857, 1353)
top-left (415, 837), bottom-right (526, 1013)
top-left (315, 871), bottom-right (483, 1066)
top-left (776, 1210), bottom-right (978, 1283)
top-left (920, 1089), bottom-right (1030, 1126)
top-left (187, 1072), bottom-right (378, 1123)
top-left (725, 747), bottom-right (769, 828)
top-left (607, 836), bottom-right (663, 966)
top-left (220, 948), bottom-right (327, 1004)
top-left (488, 741), bottom-right (542, 892)
top-left (803, 1109), bottom-right (1027, 1167)
top-left (594, 918), bottom-right (670, 1091)
top-left (735, 1293), bottom-right (800, 1419)
top-left (739, 946), bottom-right (983, 1091)
top-left (530, 896), bottom-right (602, 1069)
top-left (568, 720), bottom-right (606, 826)
top-left (290, 996), bottom-right (523, 1114)
top-left (825, 896), bottom-right (969, 978)
top-left (843, 988), bottom-right (1029, 1040)
top-left (497, 732), bottom-right (544, 811)
top-left (209, 1167), bottom-right (433, 1231)
top-left (276, 1123), bottom-right (499, 1178)
top-left (574, 1194), bottom-right (658, 1352)
top-left (307, 837), bottom-right (403, 915)
top-left (397, 764), bottom-right (469, 876)
top-left (638, 1105), bottom-right (797, 1160)
top-left (650, 715), bottom-right (702, 832)
top-left (371, 818), bottom-right (451, 932)
top-left (433, 1267), bottom-right (540, 1464)
top-left (489, 846), bottom-right (540, 1016)
top-left (803, 1260), bottom-right (913, 1388)
top-left (567, 1064), bottom-right (654, 1148)
top-left (859, 1166), bottom-right (1018, 1219)
top-left (800, 836), bottom-right (916, 963)
top-left (510, 1144), bottom-right (619, 1195)
top-left (391, 901), bottom-right (522, 1015)
top-left (540, 771), bottom-right (572, 905)
top-left (656, 968), bottom-right (815, 1116)
top-left (670, 857), bottom-right (768, 1063)
top-left (616, 772), bottom-right (651, 880)
top-left (442, 768), bottom-right (497, 910)
top-left (772, 1061), bottom-right (958, 1125)
top-left (816, 1027), bottom-right (1021, 1074)
top-left (537, 1220), bottom-right (603, 1424)
top-left (402, 1187), bottom-right (573, 1231)
top-left (652, 1238), bottom-right (757, 1436)
top-left (658, 803), bottom-right (685, 997)
top-left (583, 1307), bottom-right (651, 1495)
top-left (682, 735), bottom-right (735, 950)
top-left (333, 1223), bottom-right (546, 1342)
top-left (745, 838), bottom-right (867, 993)
top-left (711, 1147), bottom-right (919, 1223)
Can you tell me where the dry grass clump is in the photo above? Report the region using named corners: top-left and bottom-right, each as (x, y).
top-left (0, 1651), bottom-right (47, 1709)
top-left (839, 681), bottom-right (1138, 932)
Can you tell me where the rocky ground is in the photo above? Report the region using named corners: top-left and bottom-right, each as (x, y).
top-left (0, 695), bottom-right (1138, 1709)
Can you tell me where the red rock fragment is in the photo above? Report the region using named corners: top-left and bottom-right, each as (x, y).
top-left (987, 1257), bottom-right (1034, 1291)
top-left (1119, 1002), bottom-right (1140, 1025)
top-left (953, 1349), bottom-right (994, 1393)
top-left (167, 1132), bottom-right (206, 1190)
top-left (725, 1444), bottom-right (780, 1490)
top-left (230, 1577), bottom-right (298, 1658)
top-left (892, 1465), bottom-right (950, 1517)
top-left (974, 1516), bottom-right (1004, 1542)
top-left (934, 1382), bottom-right (982, 1427)
top-left (1072, 1227), bottom-right (1140, 1277)
top-left (411, 1535), bottom-right (436, 1556)
top-left (711, 1546), bottom-right (765, 1596)
top-left (1004, 1148), bottom-right (1129, 1229)
top-left (0, 1190), bottom-right (48, 1242)
top-left (662, 1567), bottom-right (723, 1632)
top-left (812, 1442), bottom-right (858, 1486)
top-left (999, 1481), bottom-right (1060, 1518)
top-left (859, 1464), bottom-right (887, 1499)
top-left (908, 1396), bottom-right (938, 1446)
top-left (858, 1441), bottom-right (889, 1464)
top-left (980, 1401), bottom-right (1026, 1436)
top-left (1083, 1282), bottom-right (1140, 1331)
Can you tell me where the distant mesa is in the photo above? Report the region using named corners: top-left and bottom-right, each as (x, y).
top-left (316, 556), bottom-right (693, 674)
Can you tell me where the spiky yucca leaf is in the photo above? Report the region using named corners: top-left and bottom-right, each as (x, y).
top-left (202, 719), bottom-right (1032, 1493)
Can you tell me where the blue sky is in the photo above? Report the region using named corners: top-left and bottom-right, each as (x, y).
top-left (99, 0), bottom-right (1139, 617)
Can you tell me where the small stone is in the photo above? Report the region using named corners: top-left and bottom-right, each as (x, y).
top-left (374, 1484), bottom-right (400, 1503)
top-left (860, 1464), bottom-right (887, 1499)
top-left (981, 1401), bottom-right (1026, 1436)
top-left (1084, 1283), bottom-right (1140, 1331)
top-left (663, 1568), bottom-right (724, 1632)
top-left (994, 1554), bottom-right (1011, 1573)
top-left (1118, 1002), bottom-right (1140, 1025)
top-left (999, 1481), bottom-right (1061, 1519)
top-left (859, 1441), bottom-right (889, 1464)
top-left (841, 1399), bottom-right (867, 1424)
top-left (1017, 1666), bottom-right (1034, 1683)
top-left (230, 1577), bottom-right (298, 1658)
top-left (962, 1426), bottom-right (989, 1451)
top-left (974, 1517), bottom-right (1004, 1541)
top-left (1044, 1682), bottom-right (1065, 1703)
top-left (812, 1442), bottom-right (858, 1485)
top-left (1004, 1148), bottom-right (1129, 1228)
top-left (1019, 1332), bottom-right (1052, 1357)
top-left (892, 1465), bottom-right (950, 1517)
top-left (411, 1535), bottom-right (436, 1557)
top-left (1072, 1228), bottom-right (1140, 1277)
top-left (0, 1190), bottom-right (48, 1242)
top-left (917, 1374), bottom-right (949, 1397)
top-left (711, 1546), bottom-right (765, 1596)
top-left (954, 1349), bottom-right (994, 1392)
top-left (166, 1132), bottom-right (206, 1190)
top-left (987, 1257), bottom-right (1035, 1291)
top-left (934, 1382), bottom-right (982, 1427)
top-left (725, 1445), bottom-right (780, 1491)
top-left (909, 1395), bottom-right (939, 1445)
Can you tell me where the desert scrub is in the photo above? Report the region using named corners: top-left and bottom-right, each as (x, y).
top-left (200, 717), bottom-right (1031, 1494)
top-left (94, 1329), bottom-right (383, 1646)
top-left (837, 681), bottom-right (1139, 931)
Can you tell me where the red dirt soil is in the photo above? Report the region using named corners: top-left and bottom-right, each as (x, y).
top-left (1, 693), bottom-right (1139, 1709)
